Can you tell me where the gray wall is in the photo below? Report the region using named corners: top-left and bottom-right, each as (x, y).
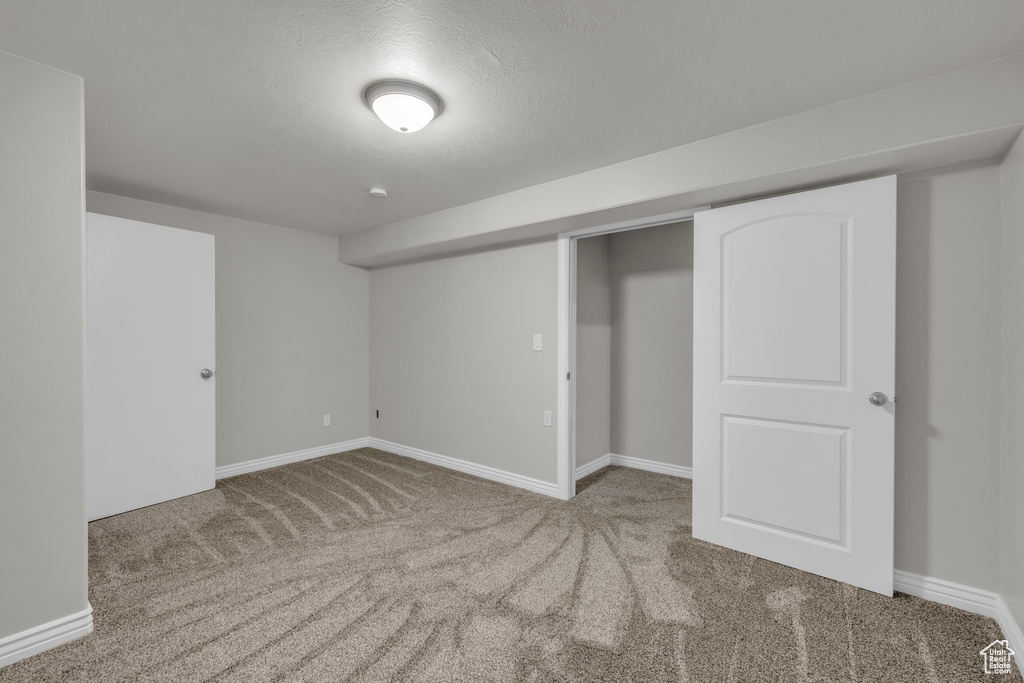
top-left (610, 222), bottom-right (694, 468)
top-left (575, 223), bottom-right (694, 471)
top-left (575, 235), bottom-right (612, 467)
top-left (369, 241), bottom-right (558, 482)
top-left (894, 161), bottom-right (1003, 590)
top-left (1000, 134), bottom-right (1024, 630)
top-left (86, 192), bottom-right (369, 467)
top-left (0, 51), bottom-right (88, 640)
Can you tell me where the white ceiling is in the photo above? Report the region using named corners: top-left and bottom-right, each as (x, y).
top-left (2, 1), bottom-right (1023, 236)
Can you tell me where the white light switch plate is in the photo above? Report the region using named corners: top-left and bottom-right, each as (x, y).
top-left (533, 334), bottom-right (543, 351)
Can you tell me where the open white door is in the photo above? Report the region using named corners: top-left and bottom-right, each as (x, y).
top-left (693, 176), bottom-right (896, 595)
top-left (87, 213), bottom-right (216, 520)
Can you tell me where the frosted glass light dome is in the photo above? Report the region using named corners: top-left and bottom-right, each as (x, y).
top-left (363, 81), bottom-right (443, 133)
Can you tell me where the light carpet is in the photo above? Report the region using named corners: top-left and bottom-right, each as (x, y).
top-left (1, 448), bottom-right (1017, 682)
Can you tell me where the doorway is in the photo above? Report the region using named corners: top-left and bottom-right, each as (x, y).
top-left (573, 222), bottom-right (694, 489)
top-left (555, 208), bottom-right (700, 501)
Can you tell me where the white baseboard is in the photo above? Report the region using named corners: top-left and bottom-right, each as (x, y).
top-left (894, 570), bottom-right (1023, 674)
top-left (368, 438), bottom-right (559, 498)
top-left (574, 454), bottom-right (612, 479)
top-left (575, 452), bottom-right (693, 480)
top-left (214, 435), bottom-right (559, 497)
top-left (611, 453), bottom-right (693, 479)
top-left (215, 438), bottom-right (370, 479)
top-left (893, 570), bottom-right (998, 618)
top-left (0, 604), bottom-right (93, 669)
top-left (995, 594), bottom-right (1024, 669)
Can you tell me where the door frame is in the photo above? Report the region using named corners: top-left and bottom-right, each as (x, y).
top-left (555, 207), bottom-right (706, 500)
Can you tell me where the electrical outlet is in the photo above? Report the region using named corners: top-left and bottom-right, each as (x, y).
top-left (543, 410), bottom-right (553, 427)
top-left (533, 334), bottom-right (543, 351)
top-left (323, 414), bottom-right (331, 427)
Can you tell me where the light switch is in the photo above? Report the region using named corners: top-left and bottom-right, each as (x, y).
top-left (533, 334), bottom-right (543, 351)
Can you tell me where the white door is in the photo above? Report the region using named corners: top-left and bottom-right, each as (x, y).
top-left (692, 176), bottom-right (896, 595)
top-left (87, 213), bottom-right (215, 520)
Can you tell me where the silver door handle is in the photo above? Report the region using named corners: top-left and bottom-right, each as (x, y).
top-left (200, 369), bottom-right (214, 380)
top-left (868, 391), bottom-right (887, 406)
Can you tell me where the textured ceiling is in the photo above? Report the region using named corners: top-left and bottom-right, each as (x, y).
top-left (2, 1), bottom-right (1023, 236)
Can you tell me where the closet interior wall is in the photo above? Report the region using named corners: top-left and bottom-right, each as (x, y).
top-left (575, 221), bottom-right (695, 472)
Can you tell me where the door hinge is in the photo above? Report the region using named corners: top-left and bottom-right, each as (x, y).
top-left (567, 372), bottom-right (571, 380)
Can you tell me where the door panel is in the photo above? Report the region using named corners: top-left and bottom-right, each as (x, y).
top-left (723, 216), bottom-right (846, 384)
top-left (86, 213), bottom-right (215, 521)
top-left (722, 416), bottom-right (846, 544)
top-left (693, 176), bottom-right (896, 595)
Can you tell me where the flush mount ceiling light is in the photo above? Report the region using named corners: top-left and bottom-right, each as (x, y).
top-left (362, 80), bottom-right (443, 133)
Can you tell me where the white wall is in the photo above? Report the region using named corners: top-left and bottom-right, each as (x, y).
top-left (369, 241), bottom-right (558, 482)
top-left (894, 161), bottom-right (1003, 590)
top-left (85, 192), bottom-right (369, 467)
top-left (1000, 134), bottom-right (1024, 632)
top-left (0, 51), bottom-right (88, 641)
top-left (575, 235), bottom-right (612, 467)
top-left (610, 222), bottom-right (694, 468)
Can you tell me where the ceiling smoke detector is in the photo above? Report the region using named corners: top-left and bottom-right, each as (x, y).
top-left (362, 80), bottom-right (443, 133)
top-left (368, 187), bottom-right (388, 198)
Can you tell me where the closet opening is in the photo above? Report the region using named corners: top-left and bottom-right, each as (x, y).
top-left (555, 208), bottom-right (700, 501)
